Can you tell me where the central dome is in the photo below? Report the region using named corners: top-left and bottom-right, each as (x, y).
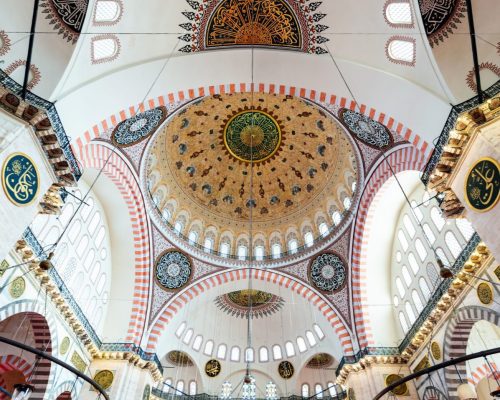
top-left (145, 93), bottom-right (358, 262)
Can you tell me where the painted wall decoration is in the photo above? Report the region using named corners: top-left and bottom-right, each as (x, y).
top-left (40, 0), bottom-right (90, 44)
top-left (167, 350), bottom-right (194, 366)
top-left (9, 276), bottom-right (25, 298)
top-left (155, 250), bottom-right (192, 290)
top-left (60, 337), bottom-right (70, 355)
top-left (430, 341), bottom-right (441, 360)
top-left (214, 289), bottom-right (285, 319)
top-left (385, 374), bottom-right (409, 396)
top-left (476, 282), bottom-right (493, 305)
top-left (465, 62), bottom-right (500, 93)
top-left (309, 253), bottom-right (346, 292)
top-left (142, 384), bottom-right (150, 400)
top-left (278, 361), bottom-right (294, 379)
top-left (339, 108), bottom-right (393, 149)
top-left (70, 351), bottom-right (87, 373)
top-left (2, 153), bottom-right (40, 206)
top-left (413, 355), bottom-right (430, 376)
top-left (112, 106), bottom-right (167, 147)
top-left (179, 0), bottom-right (329, 54)
top-left (4, 60), bottom-right (41, 90)
top-left (306, 353), bottom-right (334, 368)
top-left (93, 370), bottom-right (114, 390)
top-left (0, 30), bottom-right (11, 56)
top-left (417, 0), bottom-right (466, 47)
top-left (464, 157), bottom-right (499, 212)
top-left (205, 359), bottom-right (221, 377)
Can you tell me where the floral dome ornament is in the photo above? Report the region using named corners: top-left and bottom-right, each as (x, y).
top-left (155, 250), bottom-right (192, 290)
top-left (112, 106), bottom-right (167, 147)
top-left (339, 108), bottom-right (393, 149)
top-left (309, 253), bottom-right (346, 292)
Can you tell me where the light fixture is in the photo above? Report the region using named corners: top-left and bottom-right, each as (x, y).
top-left (456, 383), bottom-right (477, 400)
top-left (242, 375), bottom-right (256, 400)
top-left (38, 251), bottom-right (54, 271)
top-left (12, 383), bottom-right (34, 400)
top-left (265, 381), bottom-right (278, 400)
top-left (437, 257), bottom-right (453, 279)
top-left (221, 381), bottom-right (232, 399)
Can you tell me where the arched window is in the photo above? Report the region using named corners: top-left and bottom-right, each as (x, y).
top-left (237, 245), bottom-right (247, 260)
top-left (304, 232), bottom-right (314, 247)
top-left (176, 381), bottom-right (184, 394)
top-left (398, 229), bottom-right (408, 251)
top-left (436, 247), bottom-right (450, 266)
top-left (220, 242), bottom-right (230, 257)
top-left (90, 261), bottom-right (101, 282)
top-left (259, 347), bottom-right (269, 362)
top-left (384, 1), bottom-right (413, 27)
top-left (315, 384), bottom-right (323, 399)
top-left (164, 379), bottom-right (172, 392)
top-left (445, 231), bottom-right (462, 259)
top-left (415, 238), bottom-right (427, 261)
top-left (288, 239), bottom-right (298, 254)
top-left (255, 245), bottom-right (264, 259)
top-left (411, 201), bottom-right (423, 221)
top-left (217, 344), bottom-right (227, 359)
top-left (76, 235), bottom-right (89, 258)
top-left (174, 221), bottom-right (183, 234)
top-left (175, 322), bottom-right (186, 337)
top-left (408, 253), bottom-right (419, 275)
top-left (91, 35), bottom-right (121, 64)
top-left (393, 295), bottom-right (399, 307)
top-left (401, 266), bottom-right (412, 287)
top-left (96, 274), bottom-right (106, 294)
top-left (88, 211), bottom-right (101, 235)
top-left (332, 211), bottom-right (341, 225)
top-left (327, 383), bottom-right (337, 397)
top-left (272, 345), bottom-right (282, 360)
top-left (192, 335), bottom-right (202, 351)
top-left (405, 301), bottom-right (416, 324)
top-left (162, 208), bottom-right (171, 221)
top-left (456, 218), bottom-right (474, 241)
top-left (183, 328), bottom-right (193, 344)
top-left (59, 203), bottom-right (74, 227)
top-left (431, 207), bottom-right (445, 231)
top-left (94, 0), bottom-right (123, 25)
top-left (188, 231), bottom-right (198, 244)
top-left (230, 346), bottom-right (240, 362)
top-left (204, 340), bottom-right (214, 356)
top-left (319, 223), bottom-right (328, 236)
top-left (396, 251), bottom-right (402, 262)
top-left (95, 226), bottom-right (106, 248)
top-left (80, 197), bottom-right (94, 221)
top-left (296, 337), bottom-right (307, 353)
top-left (189, 381), bottom-right (197, 396)
top-left (412, 290), bottom-right (424, 313)
top-left (68, 220), bottom-right (82, 243)
top-left (272, 243), bottom-right (281, 258)
top-left (419, 277), bottom-right (431, 300)
top-left (423, 223), bottom-right (436, 244)
top-left (302, 384), bottom-right (309, 398)
top-left (285, 341), bottom-right (295, 357)
top-left (306, 331), bottom-right (317, 346)
top-left (352, 181), bottom-right (357, 193)
top-left (245, 348), bottom-right (254, 362)
top-left (399, 311), bottom-right (409, 333)
top-left (403, 214), bottom-right (415, 238)
top-left (386, 36), bottom-right (416, 66)
top-left (343, 197), bottom-right (351, 210)
top-left (395, 277), bottom-right (405, 297)
top-left (313, 324), bottom-right (325, 340)
top-left (204, 238), bottom-right (213, 252)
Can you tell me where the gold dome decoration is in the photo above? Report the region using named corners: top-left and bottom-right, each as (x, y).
top-left (477, 282), bottom-right (493, 305)
top-left (385, 374), bottom-right (409, 396)
top-left (431, 341), bottom-right (441, 360)
top-left (93, 370), bottom-right (114, 390)
top-left (167, 350), bottom-right (194, 366)
top-left (147, 93), bottom-right (358, 259)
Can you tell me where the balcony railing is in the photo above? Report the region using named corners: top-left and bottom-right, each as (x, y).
top-left (151, 389), bottom-right (347, 400)
top-left (22, 228), bottom-right (163, 374)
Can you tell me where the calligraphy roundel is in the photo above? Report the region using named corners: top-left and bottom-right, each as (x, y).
top-left (309, 253), bottom-right (346, 292)
top-left (112, 106), bottom-right (167, 147)
top-left (278, 361), bottom-right (294, 379)
top-left (205, 359), bottom-right (221, 377)
top-left (2, 153), bottom-right (39, 206)
top-left (94, 370), bottom-right (114, 390)
top-left (339, 108), bottom-right (393, 149)
top-left (155, 250), bottom-right (192, 291)
top-left (465, 157), bottom-right (500, 212)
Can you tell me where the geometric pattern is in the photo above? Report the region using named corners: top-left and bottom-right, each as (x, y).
top-left (309, 253), bottom-right (346, 292)
top-left (178, 0), bottom-right (329, 54)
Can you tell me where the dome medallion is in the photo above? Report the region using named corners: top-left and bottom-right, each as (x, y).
top-left (222, 109), bottom-right (283, 164)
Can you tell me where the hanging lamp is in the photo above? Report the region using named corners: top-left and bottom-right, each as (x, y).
top-left (456, 383), bottom-right (477, 400)
top-left (11, 383), bottom-right (34, 400)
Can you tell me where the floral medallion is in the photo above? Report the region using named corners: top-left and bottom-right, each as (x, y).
top-left (339, 108), bottom-right (393, 149)
top-left (214, 289), bottom-right (284, 319)
top-left (112, 107), bottom-right (167, 147)
top-left (477, 282), bottom-right (493, 305)
top-left (155, 250), bottom-right (192, 291)
top-left (309, 253), bottom-right (346, 292)
top-left (9, 276), bottom-right (25, 298)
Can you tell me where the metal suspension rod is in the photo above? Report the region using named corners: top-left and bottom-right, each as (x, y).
top-left (374, 347), bottom-right (500, 399)
top-left (22, 0), bottom-right (40, 100)
top-left (0, 335), bottom-right (110, 399)
top-left (465, 0), bottom-right (484, 103)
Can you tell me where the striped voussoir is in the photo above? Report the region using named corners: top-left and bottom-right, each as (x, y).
top-left (49, 380), bottom-right (82, 400)
top-left (0, 354), bottom-right (33, 398)
top-left (351, 146), bottom-right (427, 348)
top-left (0, 300), bottom-right (57, 400)
top-left (55, 391), bottom-right (72, 399)
top-left (78, 143), bottom-right (150, 345)
top-left (146, 268), bottom-right (354, 354)
top-left (73, 84), bottom-right (430, 347)
top-left (443, 306), bottom-right (499, 400)
top-left (468, 362), bottom-right (499, 385)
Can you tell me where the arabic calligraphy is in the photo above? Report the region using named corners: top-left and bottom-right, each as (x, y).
top-left (278, 361), bottom-right (294, 379)
top-left (205, 359), bottom-right (221, 377)
top-left (2, 153), bottom-right (39, 206)
top-left (465, 157), bottom-right (499, 212)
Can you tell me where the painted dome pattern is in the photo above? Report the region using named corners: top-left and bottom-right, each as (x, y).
top-left (309, 253), bottom-right (346, 292)
top-left (155, 250), bottom-right (192, 290)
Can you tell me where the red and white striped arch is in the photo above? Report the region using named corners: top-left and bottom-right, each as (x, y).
top-left (468, 362), bottom-right (499, 386)
top-left (351, 145), bottom-right (428, 347)
top-left (78, 143), bottom-right (150, 344)
top-left (146, 268), bottom-right (355, 355)
top-left (73, 83), bottom-right (432, 348)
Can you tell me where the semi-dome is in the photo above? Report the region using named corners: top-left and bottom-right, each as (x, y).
top-left (145, 92), bottom-right (359, 263)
